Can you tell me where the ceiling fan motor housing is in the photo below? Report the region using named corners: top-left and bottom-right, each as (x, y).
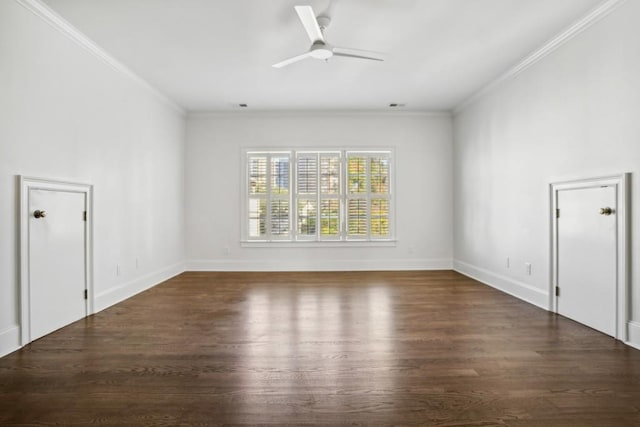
top-left (309, 41), bottom-right (333, 59)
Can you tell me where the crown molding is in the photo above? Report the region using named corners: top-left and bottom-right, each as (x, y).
top-left (188, 110), bottom-right (452, 119)
top-left (453, 0), bottom-right (627, 115)
top-left (14, 0), bottom-right (186, 116)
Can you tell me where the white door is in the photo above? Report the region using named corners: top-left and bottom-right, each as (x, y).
top-left (29, 188), bottom-right (87, 341)
top-left (556, 185), bottom-right (616, 336)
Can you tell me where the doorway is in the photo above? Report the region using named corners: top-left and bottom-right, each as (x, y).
top-left (550, 174), bottom-right (628, 340)
top-left (20, 177), bottom-right (93, 345)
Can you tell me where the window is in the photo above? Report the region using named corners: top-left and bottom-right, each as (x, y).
top-left (248, 153), bottom-right (291, 240)
top-left (245, 149), bottom-right (393, 243)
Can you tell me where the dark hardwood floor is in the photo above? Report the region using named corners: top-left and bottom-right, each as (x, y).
top-left (1, 271), bottom-right (640, 426)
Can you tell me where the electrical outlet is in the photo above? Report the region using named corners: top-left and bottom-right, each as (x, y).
top-left (525, 262), bottom-right (532, 275)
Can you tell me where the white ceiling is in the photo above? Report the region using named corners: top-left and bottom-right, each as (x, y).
top-left (42, 0), bottom-right (603, 112)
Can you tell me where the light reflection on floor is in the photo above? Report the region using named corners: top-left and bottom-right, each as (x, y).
top-left (241, 284), bottom-right (395, 413)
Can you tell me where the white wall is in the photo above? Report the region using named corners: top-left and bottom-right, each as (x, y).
top-left (0, 0), bottom-right (186, 356)
top-left (186, 113), bottom-right (453, 271)
top-left (453, 1), bottom-right (640, 341)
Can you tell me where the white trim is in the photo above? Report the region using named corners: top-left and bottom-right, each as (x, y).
top-left (188, 111), bottom-right (452, 119)
top-left (14, 0), bottom-right (185, 116)
top-left (626, 321), bottom-right (640, 350)
top-left (186, 258), bottom-right (452, 272)
top-left (453, 0), bottom-right (627, 115)
top-left (19, 176), bottom-right (94, 346)
top-left (94, 262), bottom-right (185, 312)
top-left (241, 240), bottom-right (397, 248)
top-left (549, 173), bottom-right (629, 341)
top-left (0, 326), bottom-right (21, 358)
top-left (453, 260), bottom-right (548, 310)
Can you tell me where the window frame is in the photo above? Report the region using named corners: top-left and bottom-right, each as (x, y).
top-left (242, 148), bottom-right (395, 245)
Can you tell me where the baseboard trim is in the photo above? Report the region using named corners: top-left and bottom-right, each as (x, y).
top-left (0, 325), bottom-right (21, 358)
top-left (454, 259), bottom-right (548, 310)
top-left (186, 258), bottom-right (453, 272)
top-left (95, 262), bottom-right (185, 312)
top-left (626, 321), bottom-right (640, 350)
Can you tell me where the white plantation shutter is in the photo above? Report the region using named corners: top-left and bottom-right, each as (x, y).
top-left (370, 198), bottom-right (389, 237)
top-left (346, 155), bottom-right (368, 239)
top-left (347, 199), bottom-right (368, 236)
top-left (297, 199), bottom-right (317, 237)
top-left (248, 156), bottom-right (267, 238)
top-left (248, 198), bottom-right (266, 238)
top-left (269, 155), bottom-right (291, 239)
top-left (347, 156), bottom-right (367, 194)
top-left (295, 152), bottom-right (342, 240)
top-left (296, 153), bottom-right (318, 238)
top-left (246, 152), bottom-right (291, 240)
top-left (319, 153), bottom-right (341, 239)
top-left (320, 155), bottom-right (340, 195)
top-left (369, 155), bottom-right (391, 238)
top-left (320, 199), bottom-right (340, 238)
top-left (346, 152), bottom-right (392, 240)
top-left (270, 199), bottom-right (289, 236)
top-left (297, 155), bottom-right (318, 194)
top-left (245, 149), bottom-right (391, 242)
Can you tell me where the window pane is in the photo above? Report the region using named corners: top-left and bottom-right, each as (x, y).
top-left (347, 199), bottom-right (367, 236)
top-left (249, 156), bottom-right (267, 195)
top-left (271, 156), bottom-right (289, 195)
top-left (297, 200), bottom-right (317, 236)
top-left (249, 198), bottom-right (266, 238)
top-left (320, 199), bottom-right (340, 236)
top-left (320, 155), bottom-right (340, 195)
top-left (297, 156), bottom-right (317, 194)
top-left (370, 199), bottom-right (389, 237)
top-left (270, 200), bottom-right (289, 236)
top-left (370, 157), bottom-right (389, 194)
top-left (348, 156), bottom-right (367, 194)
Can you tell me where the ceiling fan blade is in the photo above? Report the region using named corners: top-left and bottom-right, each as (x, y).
top-left (333, 46), bottom-right (386, 57)
top-left (294, 5), bottom-right (324, 43)
top-left (333, 52), bottom-right (384, 62)
top-left (272, 52), bottom-right (313, 68)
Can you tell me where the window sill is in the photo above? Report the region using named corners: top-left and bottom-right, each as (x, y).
top-left (240, 240), bottom-right (397, 248)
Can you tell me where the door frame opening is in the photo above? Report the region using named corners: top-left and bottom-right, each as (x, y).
top-left (549, 173), bottom-right (629, 341)
top-left (19, 176), bottom-right (94, 345)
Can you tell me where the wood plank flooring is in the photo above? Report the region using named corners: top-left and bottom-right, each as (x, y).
top-left (1, 271), bottom-right (640, 426)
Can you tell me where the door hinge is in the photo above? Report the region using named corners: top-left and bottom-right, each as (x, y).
top-left (556, 208), bottom-right (560, 218)
top-left (83, 211), bottom-right (87, 221)
top-left (555, 286), bottom-right (560, 297)
top-left (84, 289), bottom-right (88, 300)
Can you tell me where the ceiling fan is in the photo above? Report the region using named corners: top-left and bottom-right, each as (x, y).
top-left (273, 5), bottom-right (385, 68)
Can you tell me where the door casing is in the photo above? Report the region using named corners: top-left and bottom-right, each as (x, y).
top-left (19, 176), bottom-right (94, 345)
top-left (550, 174), bottom-right (629, 341)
